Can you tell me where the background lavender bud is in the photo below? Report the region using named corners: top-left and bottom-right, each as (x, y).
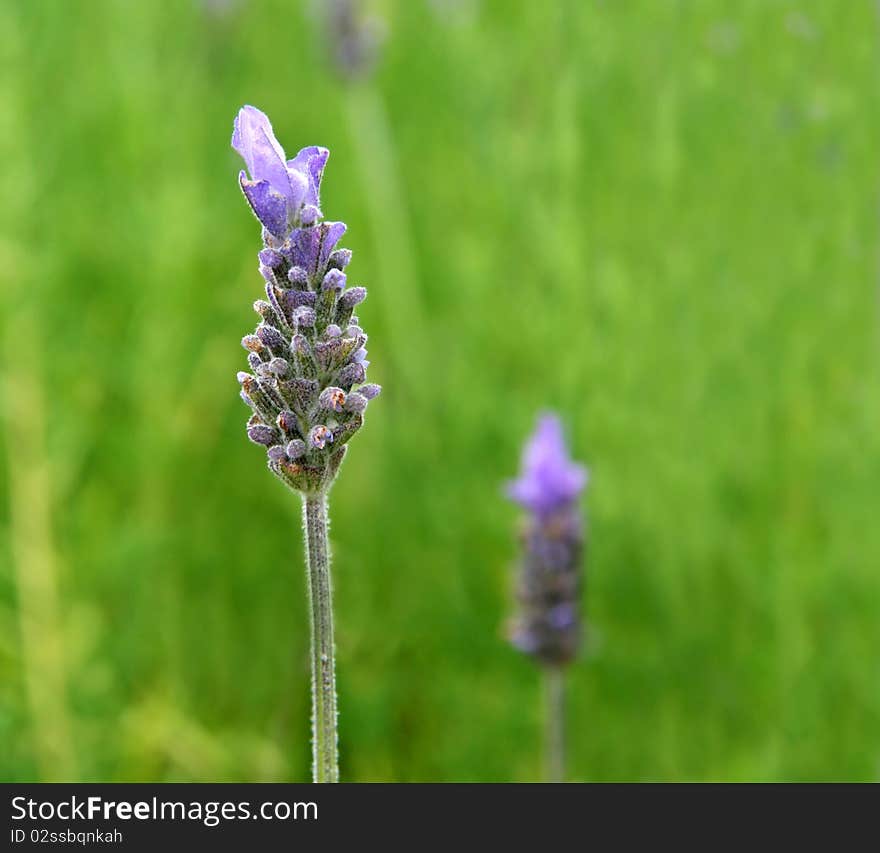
top-left (358, 383), bottom-right (382, 400)
top-left (247, 423), bottom-right (279, 446)
top-left (288, 266), bottom-right (309, 287)
top-left (328, 248), bottom-right (352, 270)
top-left (309, 425), bottom-right (334, 449)
top-left (506, 414), bottom-right (588, 668)
top-left (319, 386), bottom-right (347, 412)
top-left (322, 269), bottom-right (346, 291)
top-left (344, 392), bottom-right (367, 413)
top-left (323, 0), bottom-right (385, 81)
top-left (325, 324), bottom-right (342, 338)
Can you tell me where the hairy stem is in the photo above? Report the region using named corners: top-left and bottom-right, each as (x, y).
top-left (544, 666), bottom-right (566, 783)
top-left (302, 493), bottom-right (339, 783)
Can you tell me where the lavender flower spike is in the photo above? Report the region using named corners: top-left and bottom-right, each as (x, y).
top-left (506, 414), bottom-right (587, 782)
top-left (232, 106), bottom-right (381, 783)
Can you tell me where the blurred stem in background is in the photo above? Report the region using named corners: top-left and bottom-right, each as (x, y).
top-left (344, 83), bottom-right (425, 391)
top-left (0, 12), bottom-right (77, 778)
top-left (544, 667), bottom-right (566, 783)
top-left (507, 415), bottom-right (588, 782)
top-left (322, 0), bottom-right (426, 391)
top-left (302, 494), bottom-right (339, 783)
top-left (2, 307), bottom-right (77, 781)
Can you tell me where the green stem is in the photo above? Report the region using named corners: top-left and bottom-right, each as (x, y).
top-left (544, 666), bottom-right (566, 783)
top-left (302, 493), bottom-right (339, 783)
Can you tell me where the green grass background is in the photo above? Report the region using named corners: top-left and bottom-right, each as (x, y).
top-left (1, 0), bottom-right (879, 781)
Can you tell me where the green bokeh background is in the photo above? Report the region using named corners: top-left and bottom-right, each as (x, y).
top-left (1, 0), bottom-right (879, 782)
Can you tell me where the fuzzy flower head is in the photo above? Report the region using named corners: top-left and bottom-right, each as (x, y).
top-left (506, 413), bottom-right (587, 667)
top-left (232, 105), bottom-right (328, 239)
top-left (507, 415), bottom-right (587, 518)
top-left (233, 106), bottom-right (380, 495)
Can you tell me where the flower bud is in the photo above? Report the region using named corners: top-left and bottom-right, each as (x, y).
top-left (253, 299), bottom-right (274, 321)
top-left (321, 269), bottom-right (346, 291)
top-left (358, 383), bottom-right (382, 400)
top-left (290, 334), bottom-right (310, 357)
top-left (338, 287), bottom-right (366, 310)
top-left (319, 387), bottom-right (347, 412)
top-left (288, 266), bottom-right (309, 287)
top-left (344, 392), bottom-right (368, 413)
top-left (247, 424), bottom-right (278, 446)
top-left (267, 444), bottom-right (287, 463)
top-left (241, 334), bottom-right (263, 352)
top-left (337, 362), bottom-right (366, 388)
top-left (277, 410), bottom-right (300, 435)
top-left (256, 323), bottom-right (286, 352)
top-left (284, 290), bottom-right (317, 310)
top-left (300, 204), bottom-right (320, 225)
top-left (293, 307), bottom-right (316, 329)
top-left (259, 248), bottom-right (282, 268)
top-left (286, 439), bottom-right (307, 460)
top-left (267, 357), bottom-right (290, 377)
top-left (309, 425), bottom-right (334, 449)
top-left (328, 248), bottom-right (352, 270)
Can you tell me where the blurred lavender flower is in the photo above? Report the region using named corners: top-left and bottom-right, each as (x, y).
top-left (507, 413), bottom-right (587, 782)
top-left (320, 0), bottom-right (385, 80)
top-left (506, 414), bottom-right (587, 667)
top-left (233, 104), bottom-right (380, 495)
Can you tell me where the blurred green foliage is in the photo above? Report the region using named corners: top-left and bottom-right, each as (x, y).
top-left (1, 0), bottom-right (879, 781)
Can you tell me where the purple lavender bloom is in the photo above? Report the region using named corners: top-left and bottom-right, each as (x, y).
top-left (233, 106), bottom-right (379, 495)
top-left (322, 0), bottom-right (385, 81)
top-left (507, 415), bottom-right (587, 519)
top-left (506, 414), bottom-right (587, 667)
top-left (232, 106), bottom-right (328, 240)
